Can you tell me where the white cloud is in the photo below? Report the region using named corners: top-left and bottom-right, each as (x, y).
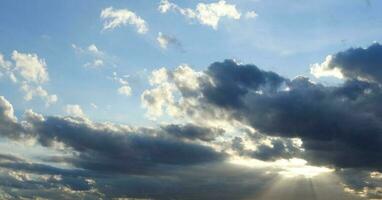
top-left (310, 55), bottom-right (344, 79)
top-left (112, 72), bottom-right (133, 97)
top-left (84, 59), bottom-right (104, 68)
top-left (118, 85), bottom-right (132, 96)
top-left (0, 51), bottom-right (58, 106)
top-left (72, 44), bottom-right (105, 68)
top-left (158, 0), bottom-right (241, 29)
top-left (141, 83), bottom-right (175, 119)
top-left (90, 103), bottom-right (98, 109)
top-left (149, 67), bottom-right (169, 85)
top-left (87, 44), bottom-right (102, 55)
top-left (156, 32), bottom-right (182, 49)
top-left (11, 51), bottom-right (49, 83)
top-left (100, 7), bottom-right (148, 34)
top-left (21, 83), bottom-right (58, 106)
top-left (0, 54), bottom-right (11, 70)
top-left (245, 11), bottom-right (258, 19)
top-left (158, 0), bottom-right (175, 13)
top-left (0, 96), bottom-right (17, 122)
top-left (65, 104), bottom-right (86, 118)
top-left (141, 64), bottom-right (202, 120)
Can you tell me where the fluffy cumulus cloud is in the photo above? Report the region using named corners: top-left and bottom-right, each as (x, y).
top-left (0, 51), bottom-right (57, 105)
top-left (100, 7), bottom-right (148, 34)
top-left (140, 43), bottom-right (382, 199)
top-left (158, 0), bottom-right (241, 29)
top-left (11, 51), bottom-right (49, 83)
top-left (65, 104), bottom-right (86, 118)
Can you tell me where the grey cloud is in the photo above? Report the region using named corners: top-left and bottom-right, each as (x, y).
top-left (232, 136), bottom-right (301, 161)
top-left (141, 45), bottom-right (382, 173)
top-left (184, 57), bottom-right (382, 170)
top-left (202, 60), bottom-right (285, 108)
top-left (27, 116), bottom-right (226, 174)
top-left (327, 43), bottom-right (382, 83)
top-left (161, 123), bottom-right (224, 142)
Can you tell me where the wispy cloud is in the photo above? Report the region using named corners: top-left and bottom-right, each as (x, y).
top-left (158, 0), bottom-right (241, 29)
top-left (100, 7), bottom-right (148, 34)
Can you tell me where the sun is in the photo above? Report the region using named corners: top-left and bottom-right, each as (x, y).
top-left (230, 157), bottom-right (333, 178)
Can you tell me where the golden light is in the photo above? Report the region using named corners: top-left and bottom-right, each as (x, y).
top-left (229, 157), bottom-right (333, 178)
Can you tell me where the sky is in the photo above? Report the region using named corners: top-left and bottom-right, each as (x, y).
top-left (0, 0), bottom-right (381, 199)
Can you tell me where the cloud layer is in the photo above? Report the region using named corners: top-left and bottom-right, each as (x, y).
top-left (1, 43), bottom-right (382, 199)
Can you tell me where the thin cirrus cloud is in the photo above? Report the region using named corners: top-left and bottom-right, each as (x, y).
top-left (100, 7), bottom-right (148, 34)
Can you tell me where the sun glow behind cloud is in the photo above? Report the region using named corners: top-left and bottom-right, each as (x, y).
top-left (230, 157), bottom-right (333, 178)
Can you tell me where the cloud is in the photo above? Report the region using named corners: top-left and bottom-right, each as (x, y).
top-left (11, 51), bottom-right (49, 83)
top-left (0, 51), bottom-right (57, 105)
top-left (4, 44), bottom-right (382, 199)
top-left (72, 44), bottom-right (106, 68)
top-left (310, 55), bottom-right (344, 79)
top-left (0, 54), bottom-right (11, 70)
top-left (140, 44), bottom-right (382, 200)
top-left (157, 32), bottom-right (182, 50)
top-left (100, 7), bottom-right (148, 34)
top-left (87, 44), bottom-right (102, 55)
top-left (141, 82), bottom-right (175, 118)
top-left (158, 0), bottom-right (241, 29)
top-left (65, 104), bottom-right (86, 118)
top-left (0, 96), bottom-right (25, 139)
top-left (232, 136), bottom-right (302, 161)
top-left (161, 123), bottom-right (224, 142)
top-left (0, 94), bottom-right (365, 199)
top-left (311, 43), bottom-right (382, 82)
top-left (84, 59), bottom-right (104, 68)
top-left (245, 11), bottom-right (258, 19)
top-left (90, 103), bottom-right (98, 109)
top-left (117, 85), bottom-right (132, 96)
top-left (1, 108), bottom-right (225, 175)
top-left (112, 72), bottom-right (133, 97)
top-left (20, 84), bottom-right (58, 106)
top-left (0, 96), bottom-right (17, 122)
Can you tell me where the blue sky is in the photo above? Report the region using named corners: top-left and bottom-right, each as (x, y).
top-left (0, 0), bottom-right (381, 125)
top-left (0, 0), bottom-right (382, 199)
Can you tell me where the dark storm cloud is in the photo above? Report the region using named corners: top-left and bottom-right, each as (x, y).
top-left (327, 43), bottom-right (382, 83)
top-left (232, 136), bottom-right (301, 161)
top-left (161, 44), bottom-right (382, 171)
top-left (200, 59), bottom-right (382, 169)
top-left (26, 116), bottom-right (226, 174)
top-left (0, 150), bottom-right (278, 200)
top-left (0, 153), bottom-right (99, 198)
top-left (337, 169), bottom-right (382, 199)
top-left (201, 60), bottom-right (285, 108)
top-left (161, 123), bottom-right (224, 142)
